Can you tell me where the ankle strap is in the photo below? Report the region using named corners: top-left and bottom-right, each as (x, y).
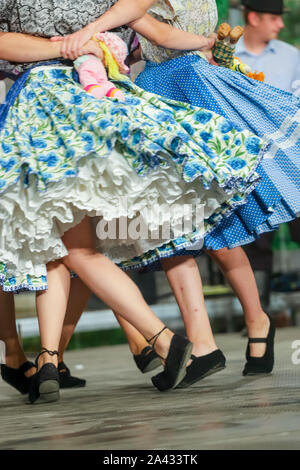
top-left (147, 326), bottom-right (167, 349)
top-left (35, 348), bottom-right (59, 366)
top-left (248, 338), bottom-right (268, 343)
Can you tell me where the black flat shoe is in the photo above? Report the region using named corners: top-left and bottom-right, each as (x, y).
top-left (133, 346), bottom-right (161, 374)
top-left (1, 361), bottom-right (36, 394)
top-left (58, 361), bottom-right (86, 388)
top-left (149, 327), bottom-right (193, 392)
top-left (176, 349), bottom-right (226, 389)
top-left (29, 348), bottom-right (60, 404)
top-left (243, 314), bottom-right (275, 376)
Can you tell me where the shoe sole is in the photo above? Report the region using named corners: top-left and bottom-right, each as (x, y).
top-left (177, 363), bottom-right (226, 389)
top-left (60, 382), bottom-right (86, 389)
top-left (171, 342), bottom-right (194, 390)
top-left (151, 341), bottom-right (193, 392)
top-left (142, 357), bottom-right (162, 374)
top-left (38, 380), bottom-right (60, 403)
top-left (243, 370), bottom-right (273, 377)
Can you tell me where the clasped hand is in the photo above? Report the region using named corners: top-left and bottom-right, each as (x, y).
top-left (51, 24), bottom-right (100, 60)
top-left (199, 33), bottom-right (218, 66)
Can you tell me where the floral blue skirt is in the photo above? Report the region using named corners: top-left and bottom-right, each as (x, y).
top-left (134, 55), bottom-right (300, 270)
top-left (0, 65), bottom-right (265, 291)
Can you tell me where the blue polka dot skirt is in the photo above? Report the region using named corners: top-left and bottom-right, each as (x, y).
top-left (131, 55), bottom-right (300, 271)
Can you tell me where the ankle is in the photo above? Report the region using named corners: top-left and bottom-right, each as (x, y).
top-left (246, 312), bottom-right (269, 330)
top-left (4, 338), bottom-right (25, 358)
top-left (191, 343), bottom-right (218, 357)
top-left (5, 352), bottom-right (28, 369)
top-left (130, 343), bottom-right (149, 356)
top-left (36, 348), bottom-right (59, 371)
top-left (37, 353), bottom-right (58, 370)
top-left (151, 328), bottom-right (174, 359)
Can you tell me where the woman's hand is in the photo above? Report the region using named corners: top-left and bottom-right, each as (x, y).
top-left (77, 39), bottom-right (104, 60)
top-left (51, 35), bottom-right (103, 61)
top-left (51, 23), bottom-right (98, 60)
top-left (199, 33), bottom-right (218, 66)
top-left (199, 33), bottom-right (217, 52)
top-left (202, 50), bottom-right (219, 66)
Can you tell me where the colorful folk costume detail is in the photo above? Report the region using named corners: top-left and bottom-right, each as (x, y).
top-left (0, 0), bottom-right (299, 290)
top-left (134, 0), bottom-right (300, 270)
top-left (74, 32), bottom-right (130, 101)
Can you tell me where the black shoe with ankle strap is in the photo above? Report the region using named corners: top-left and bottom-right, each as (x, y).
top-left (133, 347), bottom-right (161, 374)
top-left (29, 348), bottom-right (60, 404)
top-left (243, 314), bottom-right (275, 376)
top-left (148, 326), bottom-right (193, 392)
top-left (1, 361), bottom-right (36, 394)
top-left (1, 360), bottom-right (86, 393)
top-left (58, 361), bottom-right (86, 388)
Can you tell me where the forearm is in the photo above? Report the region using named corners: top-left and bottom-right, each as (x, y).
top-left (129, 15), bottom-right (211, 51)
top-left (0, 33), bottom-right (61, 63)
top-left (90, 0), bottom-right (156, 34)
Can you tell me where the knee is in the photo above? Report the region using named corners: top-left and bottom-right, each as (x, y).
top-left (206, 247), bottom-right (229, 263)
top-left (47, 260), bottom-right (64, 272)
top-left (207, 246), bottom-right (248, 272)
top-left (162, 255), bottom-right (196, 272)
top-left (63, 247), bottom-right (96, 271)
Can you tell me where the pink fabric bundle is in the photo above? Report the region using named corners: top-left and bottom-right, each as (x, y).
top-left (74, 32), bottom-right (129, 102)
top-left (94, 32), bottom-right (130, 74)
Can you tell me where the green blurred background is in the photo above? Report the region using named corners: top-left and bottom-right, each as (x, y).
top-left (216, 0), bottom-right (300, 46)
top-left (216, 0), bottom-right (230, 23)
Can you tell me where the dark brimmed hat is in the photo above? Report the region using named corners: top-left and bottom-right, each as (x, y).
top-left (241, 0), bottom-right (290, 15)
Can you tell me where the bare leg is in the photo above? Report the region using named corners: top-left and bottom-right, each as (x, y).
top-left (58, 277), bottom-right (91, 363)
top-left (61, 217), bottom-right (180, 361)
top-left (0, 288), bottom-right (35, 377)
top-left (161, 256), bottom-right (217, 357)
top-left (112, 257), bottom-right (217, 361)
top-left (35, 260), bottom-right (70, 369)
top-left (0, 277), bottom-right (89, 376)
top-left (116, 314), bottom-right (149, 355)
top-left (206, 246), bottom-right (270, 357)
top-left (113, 271), bottom-right (150, 355)
top-left (115, 248), bottom-right (269, 359)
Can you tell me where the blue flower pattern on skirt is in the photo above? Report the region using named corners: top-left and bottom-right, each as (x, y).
top-left (0, 66), bottom-right (264, 291)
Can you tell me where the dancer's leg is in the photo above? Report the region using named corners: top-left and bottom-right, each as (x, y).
top-left (110, 255), bottom-right (223, 385)
top-left (206, 246), bottom-right (270, 357)
top-left (113, 271), bottom-right (151, 355)
top-left (114, 257), bottom-right (218, 360)
top-left (116, 314), bottom-right (149, 355)
top-left (58, 277), bottom-right (91, 363)
top-left (56, 245), bottom-right (270, 362)
top-left (0, 288), bottom-right (35, 377)
top-left (61, 217), bottom-right (185, 361)
top-left (113, 313), bottom-right (162, 374)
top-left (161, 256), bottom-right (217, 357)
top-left (35, 260), bottom-right (71, 369)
